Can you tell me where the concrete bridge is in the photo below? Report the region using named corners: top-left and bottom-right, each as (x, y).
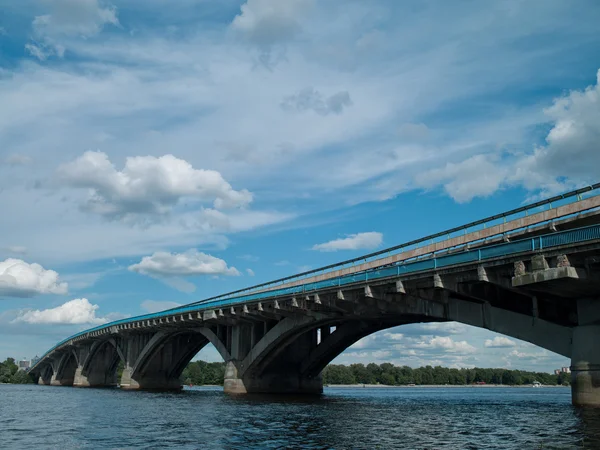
top-left (30, 185), bottom-right (600, 406)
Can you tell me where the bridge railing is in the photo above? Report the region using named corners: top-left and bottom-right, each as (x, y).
top-left (184, 183), bottom-right (600, 306)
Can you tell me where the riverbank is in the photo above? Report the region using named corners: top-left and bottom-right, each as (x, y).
top-left (325, 384), bottom-right (568, 388)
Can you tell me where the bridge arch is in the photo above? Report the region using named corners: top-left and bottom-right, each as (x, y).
top-left (53, 350), bottom-right (78, 386)
top-left (225, 295), bottom-right (573, 394)
top-left (74, 338), bottom-right (125, 387)
top-left (121, 328), bottom-right (231, 390)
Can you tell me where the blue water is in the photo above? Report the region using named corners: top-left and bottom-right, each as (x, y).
top-left (0, 385), bottom-right (597, 449)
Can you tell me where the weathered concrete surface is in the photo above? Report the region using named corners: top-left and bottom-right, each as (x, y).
top-left (571, 325), bottom-right (600, 407)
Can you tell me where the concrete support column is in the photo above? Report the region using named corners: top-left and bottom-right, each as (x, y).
top-left (224, 323), bottom-right (323, 395)
top-left (571, 325), bottom-right (600, 407)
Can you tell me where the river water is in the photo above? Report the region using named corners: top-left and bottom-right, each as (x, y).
top-left (1, 384), bottom-right (598, 449)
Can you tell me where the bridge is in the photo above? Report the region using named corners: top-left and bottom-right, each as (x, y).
top-left (30, 184), bottom-right (600, 406)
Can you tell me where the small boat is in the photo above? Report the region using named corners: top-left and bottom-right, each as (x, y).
top-left (532, 381), bottom-right (542, 388)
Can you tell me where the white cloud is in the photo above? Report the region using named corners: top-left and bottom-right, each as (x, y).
top-left (350, 334), bottom-right (377, 349)
top-left (484, 336), bottom-right (517, 348)
top-left (513, 68), bottom-right (600, 192)
top-left (312, 232), bottom-right (383, 252)
top-left (140, 300), bottom-right (182, 314)
top-left (281, 87), bottom-right (353, 116)
top-left (13, 298), bottom-right (107, 325)
top-left (415, 154), bottom-right (508, 203)
top-left (419, 322), bottom-right (467, 335)
top-left (246, 268), bottom-right (255, 276)
top-left (129, 249), bottom-right (240, 278)
top-left (231, 0), bottom-right (313, 46)
top-left (415, 68), bottom-right (600, 202)
top-left (383, 332), bottom-right (404, 341)
top-left (57, 152), bottom-right (253, 222)
top-left (414, 336), bottom-right (476, 354)
top-left (0, 259), bottom-right (68, 298)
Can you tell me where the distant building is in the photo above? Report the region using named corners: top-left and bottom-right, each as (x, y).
top-left (30, 355), bottom-right (40, 367)
top-left (18, 359), bottom-right (30, 371)
top-left (554, 369), bottom-right (561, 375)
top-left (561, 367), bottom-right (571, 373)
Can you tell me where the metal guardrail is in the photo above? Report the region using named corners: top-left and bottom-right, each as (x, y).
top-left (33, 222), bottom-right (600, 367)
top-left (183, 183), bottom-right (600, 306)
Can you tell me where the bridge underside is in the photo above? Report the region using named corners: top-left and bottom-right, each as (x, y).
top-left (31, 247), bottom-right (600, 406)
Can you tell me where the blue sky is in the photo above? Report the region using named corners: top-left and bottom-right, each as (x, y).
top-left (1, 0), bottom-right (599, 372)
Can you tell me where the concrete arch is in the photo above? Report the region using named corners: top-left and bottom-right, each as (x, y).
top-left (122, 329), bottom-right (221, 390)
top-left (53, 351), bottom-right (78, 386)
top-left (81, 338), bottom-right (125, 375)
top-left (75, 339), bottom-right (125, 387)
top-left (225, 295), bottom-right (573, 394)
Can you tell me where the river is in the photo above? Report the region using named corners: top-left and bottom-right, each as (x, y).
top-left (1, 384), bottom-right (598, 449)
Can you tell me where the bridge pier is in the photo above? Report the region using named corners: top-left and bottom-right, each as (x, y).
top-left (571, 325), bottom-right (600, 407)
top-left (223, 360), bottom-right (323, 395)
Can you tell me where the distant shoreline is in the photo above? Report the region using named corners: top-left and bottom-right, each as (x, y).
top-left (325, 384), bottom-right (568, 388)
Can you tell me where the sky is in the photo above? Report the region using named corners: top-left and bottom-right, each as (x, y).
top-left (1, 0), bottom-right (599, 372)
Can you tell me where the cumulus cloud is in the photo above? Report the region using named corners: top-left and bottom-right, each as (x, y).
top-left (246, 268), bottom-right (255, 276)
top-left (231, 0), bottom-right (313, 46)
top-left (418, 322), bottom-right (467, 335)
top-left (415, 68), bottom-right (600, 203)
top-left (383, 332), bottom-right (404, 341)
top-left (508, 349), bottom-right (550, 360)
top-left (0, 259), bottom-right (68, 298)
top-left (129, 249), bottom-right (240, 278)
top-left (281, 87), bottom-right (353, 116)
top-left (58, 152), bottom-right (253, 222)
top-left (140, 300), bottom-right (182, 314)
top-left (13, 298), bottom-right (107, 325)
top-left (484, 336), bottom-right (517, 348)
top-left (513, 68), bottom-right (600, 192)
top-left (350, 334), bottom-right (378, 349)
top-left (413, 336), bottom-right (476, 354)
top-left (415, 154), bottom-right (508, 203)
top-left (312, 232), bottom-right (383, 252)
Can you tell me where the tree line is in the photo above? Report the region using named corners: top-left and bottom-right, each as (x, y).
top-left (322, 363), bottom-right (571, 386)
top-left (0, 358), bottom-right (35, 384)
top-left (181, 361), bottom-right (569, 386)
top-left (182, 360), bottom-right (226, 385)
top-left (0, 357), bottom-right (571, 387)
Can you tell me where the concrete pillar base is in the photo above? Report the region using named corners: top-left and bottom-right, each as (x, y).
top-left (571, 325), bottom-right (600, 407)
top-left (224, 377), bottom-right (323, 395)
top-left (224, 361), bottom-right (323, 395)
top-left (73, 367), bottom-right (118, 388)
top-left (571, 364), bottom-right (600, 407)
top-left (119, 368), bottom-right (182, 390)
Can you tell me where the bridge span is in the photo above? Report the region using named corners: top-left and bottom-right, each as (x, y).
top-left (30, 185), bottom-right (600, 406)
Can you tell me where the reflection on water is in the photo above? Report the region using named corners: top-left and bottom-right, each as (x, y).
top-left (0, 384), bottom-right (598, 449)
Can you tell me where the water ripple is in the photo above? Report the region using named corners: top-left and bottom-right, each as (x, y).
top-left (0, 385), bottom-right (597, 449)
